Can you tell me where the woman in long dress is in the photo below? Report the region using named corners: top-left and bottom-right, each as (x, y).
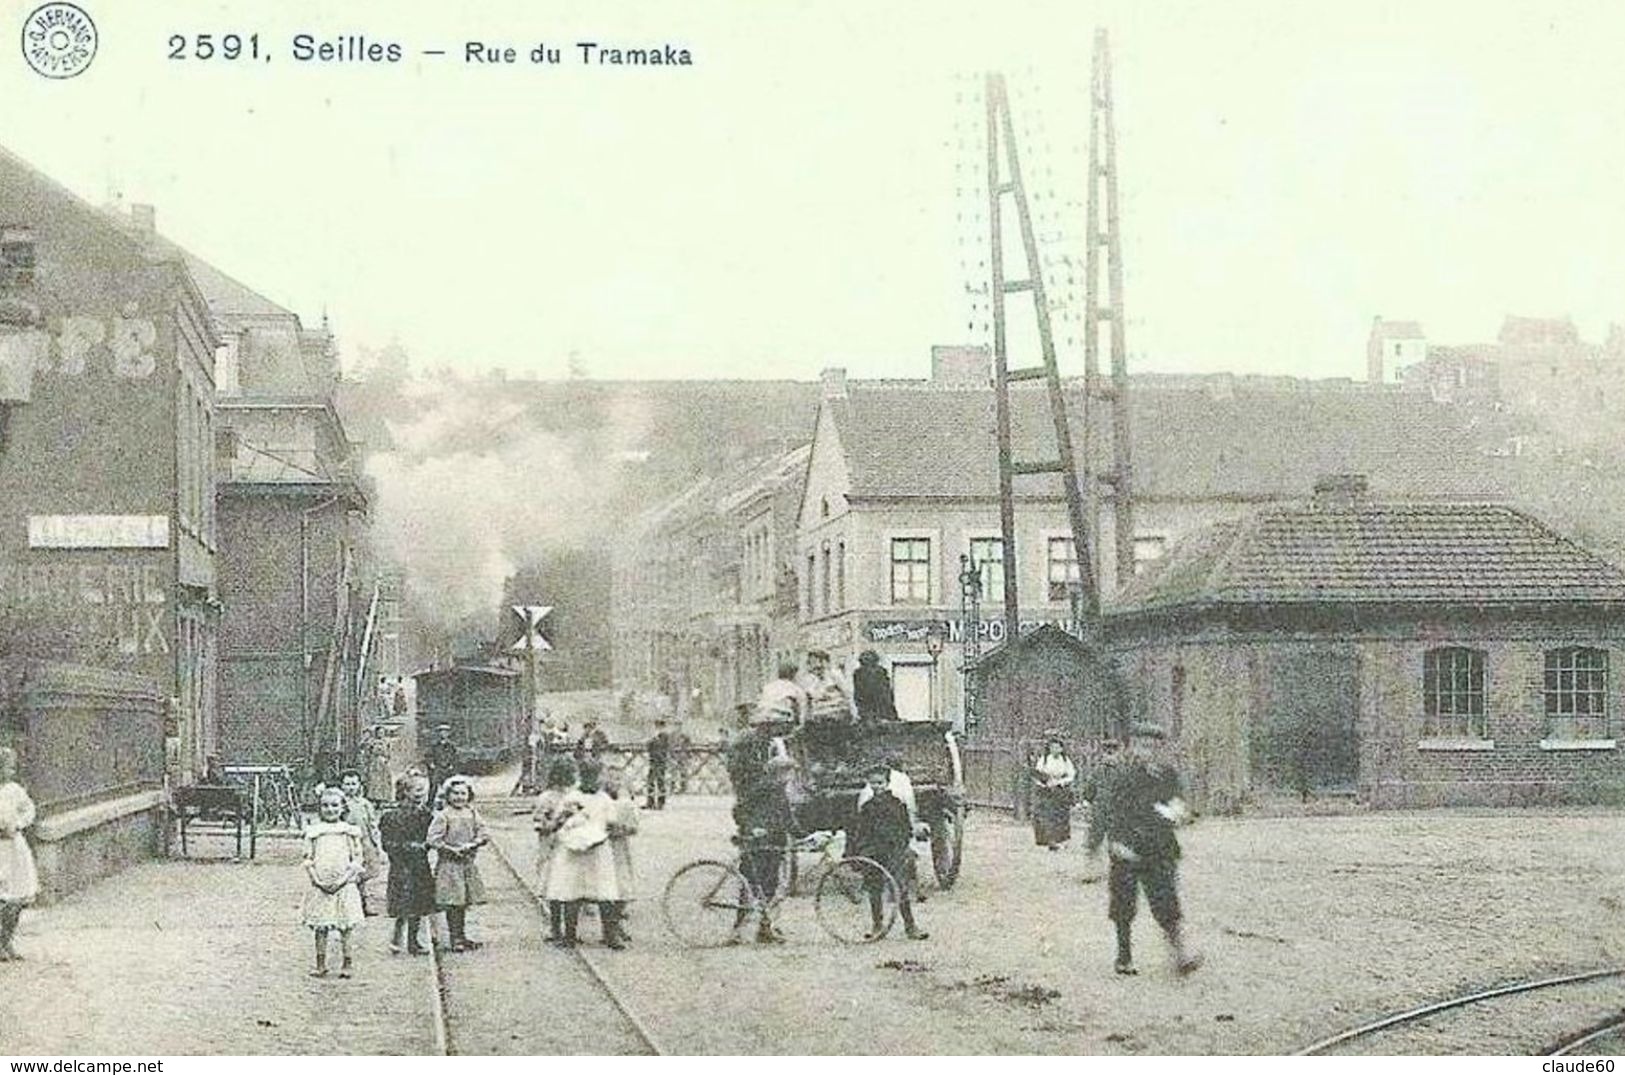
top-left (1031, 735), bottom-right (1078, 850)
top-left (0, 746), bottom-right (39, 961)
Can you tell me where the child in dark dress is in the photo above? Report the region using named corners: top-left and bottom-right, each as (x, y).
top-left (378, 774), bottom-right (434, 955)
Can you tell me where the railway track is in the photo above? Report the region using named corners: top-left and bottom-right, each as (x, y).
top-left (424, 814), bottom-right (665, 1056)
top-left (1293, 968), bottom-right (1625, 1056)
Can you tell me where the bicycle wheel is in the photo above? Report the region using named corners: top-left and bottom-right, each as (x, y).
top-left (662, 859), bottom-right (759, 948)
top-left (815, 856), bottom-right (898, 944)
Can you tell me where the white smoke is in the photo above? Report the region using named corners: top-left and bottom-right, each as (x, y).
top-left (364, 375), bottom-right (651, 634)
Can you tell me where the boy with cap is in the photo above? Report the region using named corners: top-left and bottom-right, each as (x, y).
top-left (849, 759), bottom-right (929, 941)
top-left (1089, 723), bottom-right (1200, 977)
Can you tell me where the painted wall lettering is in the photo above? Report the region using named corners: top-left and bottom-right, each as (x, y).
top-left (21, 309), bottom-right (160, 380)
top-left (0, 559), bottom-right (171, 655)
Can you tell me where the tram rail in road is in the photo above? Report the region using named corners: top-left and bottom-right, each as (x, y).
top-left (424, 809), bottom-right (665, 1056)
top-left (1293, 968), bottom-right (1625, 1056)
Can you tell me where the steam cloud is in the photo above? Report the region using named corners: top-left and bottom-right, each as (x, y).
top-left (364, 375), bottom-right (650, 638)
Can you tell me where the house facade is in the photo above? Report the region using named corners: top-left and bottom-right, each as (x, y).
top-left (612, 445), bottom-right (807, 730)
top-left (195, 254), bottom-right (374, 774)
top-left (0, 149), bottom-right (220, 893)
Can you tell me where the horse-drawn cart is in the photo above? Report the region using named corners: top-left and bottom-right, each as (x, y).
top-left (788, 719), bottom-right (967, 889)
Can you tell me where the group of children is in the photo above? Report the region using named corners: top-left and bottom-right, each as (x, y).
top-left (299, 754), bottom-right (643, 975)
top-left (532, 756), bottom-right (639, 949)
top-left (300, 767), bottom-right (490, 977)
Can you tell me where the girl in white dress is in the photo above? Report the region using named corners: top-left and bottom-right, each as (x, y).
top-left (302, 786), bottom-right (365, 978)
top-left (0, 747), bottom-right (39, 961)
top-left (532, 757), bottom-right (578, 945)
top-left (545, 758), bottom-right (619, 947)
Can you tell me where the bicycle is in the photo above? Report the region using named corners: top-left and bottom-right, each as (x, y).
top-left (662, 830), bottom-right (901, 947)
top-left (222, 765), bottom-right (302, 832)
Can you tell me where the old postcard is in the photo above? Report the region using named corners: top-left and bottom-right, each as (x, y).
top-left (0, 0), bottom-right (1622, 1061)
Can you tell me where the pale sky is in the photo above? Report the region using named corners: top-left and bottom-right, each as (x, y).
top-left (4, 0), bottom-right (1624, 381)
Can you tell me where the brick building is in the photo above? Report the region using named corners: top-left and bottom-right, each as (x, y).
top-left (0, 149), bottom-right (220, 784)
top-left (0, 148), bottom-right (220, 891)
top-left (191, 253), bottom-right (374, 773)
top-left (1109, 476), bottom-right (1625, 810)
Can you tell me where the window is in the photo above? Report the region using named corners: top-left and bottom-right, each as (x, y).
top-left (1, 226), bottom-right (35, 288)
top-left (969, 537), bottom-right (1004, 603)
top-left (1423, 647), bottom-right (1487, 739)
top-left (820, 544), bottom-right (831, 615)
top-left (1047, 537), bottom-right (1080, 602)
top-left (890, 537), bottom-right (931, 604)
top-left (806, 553), bottom-right (817, 617)
top-left (1544, 647), bottom-right (1608, 738)
top-left (1171, 665), bottom-right (1186, 739)
top-left (1132, 534), bottom-right (1167, 576)
top-left (836, 541), bottom-right (846, 610)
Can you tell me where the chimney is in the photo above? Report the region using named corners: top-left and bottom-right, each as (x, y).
top-left (1312, 473), bottom-right (1370, 509)
top-left (820, 367), bottom-right (848, 400)
top-left (931, 344), bottom-right (991, 385)
top-left (1367, 316), bottom-right (1384, 384)
top-left (130, 204), bottom-right (156, 236)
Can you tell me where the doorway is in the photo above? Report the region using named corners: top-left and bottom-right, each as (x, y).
top-left (1258, 649), bottom-right (1360, 793)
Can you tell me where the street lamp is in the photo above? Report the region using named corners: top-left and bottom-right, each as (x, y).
top-left (925, 625), bottom-right (946, 723)
top-left (957, 554), bottom-right (983, 731)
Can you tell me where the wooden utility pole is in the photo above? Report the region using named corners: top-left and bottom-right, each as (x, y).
top-left (1085, 28), bottom-right (1136, 592)
top-left (985, 71), bottom-right (1100, 646)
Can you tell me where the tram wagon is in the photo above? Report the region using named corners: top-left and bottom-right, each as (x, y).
top-left (413, 663), bottom-right (526, 773)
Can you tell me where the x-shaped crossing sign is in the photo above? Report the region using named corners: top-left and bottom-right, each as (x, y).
top-left (511, 604), bottom-right (554, 651)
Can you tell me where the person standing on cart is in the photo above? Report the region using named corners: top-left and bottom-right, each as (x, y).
top-left (1089, 723), bottom-right (1201, 977)
top-left (726, 715), bottom-right (795, 944)
top-left (853, 650), bottom-right (899, 722)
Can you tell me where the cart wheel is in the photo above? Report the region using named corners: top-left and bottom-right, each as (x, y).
top-left (816, 856), bottom-right (898, 944)
top-left (662, 859), bottom-right (759, 948)
top-left (930, 803), bottom-right (965, 890)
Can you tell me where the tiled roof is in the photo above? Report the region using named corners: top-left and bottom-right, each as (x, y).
top-left (1110, 502), bottom-right (1625, 613)
top-left (828, 383), bottom-right (1507, 501)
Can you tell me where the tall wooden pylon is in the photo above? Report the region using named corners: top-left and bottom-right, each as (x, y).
top-left (1085, 28), bottom-right (1136, 592)
top-left (985, 71), bottom-right (1100, 647)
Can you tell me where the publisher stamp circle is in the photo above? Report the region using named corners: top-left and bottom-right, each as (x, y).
top-left (21, 3), bottom-right (97, 79)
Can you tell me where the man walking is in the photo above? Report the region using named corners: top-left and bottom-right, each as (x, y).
top-left (1088, 723), bottom-right (1201, 977)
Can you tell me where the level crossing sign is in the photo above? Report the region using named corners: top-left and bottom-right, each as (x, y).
top-left (511, 604), bottom-right (554, 651)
